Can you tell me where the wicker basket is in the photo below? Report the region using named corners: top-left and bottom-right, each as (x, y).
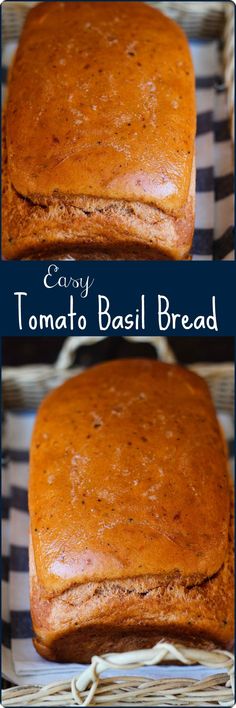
top-left (1, 1), bottom-right (231, 41)
top-left (1, 0), bottom-right (235, 140)
top-left (2, 335), bottom-right (234, 416)
top-left (2, 644), bottom-right (235, 707)
top-left (2, 336), bottom-right (235, 706)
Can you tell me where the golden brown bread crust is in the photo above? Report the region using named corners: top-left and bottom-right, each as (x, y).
top-left (2, 136), bottom-right (195, 260)
top-left (29, 359), bottom-right (234, 663)
top-left (3, 1), bottom-right (196, 260)
top-left (7, 1), bottom-right (195, 213)
top-left (30, 498), bottom-right (234, 663)
top-left (29, 361), bottom-right (230, 598)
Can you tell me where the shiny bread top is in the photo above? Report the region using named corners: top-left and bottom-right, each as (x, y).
top-left (7, 1), bottom-right (196, 216)
top-left (29, 359), bottom-right (229, 597)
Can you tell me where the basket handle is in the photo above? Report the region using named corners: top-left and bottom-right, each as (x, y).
top-left (55, 336), bottom-right (177, 370)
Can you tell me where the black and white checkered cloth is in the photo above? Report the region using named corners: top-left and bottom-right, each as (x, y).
top-left (2, 407), bottom-right (234, 685)
top-left (2, 38), bottom-right (234, 260)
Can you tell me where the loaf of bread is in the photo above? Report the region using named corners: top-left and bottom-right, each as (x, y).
top-left (29, 359), bottom-right (234, 663)
top-left (3, 1), bottom-right (196, 260)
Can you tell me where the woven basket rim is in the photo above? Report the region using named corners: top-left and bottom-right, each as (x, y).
top-left (2, 642), bottom-right (235, 707)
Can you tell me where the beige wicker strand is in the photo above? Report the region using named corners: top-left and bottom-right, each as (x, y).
top-left (2, 643), bottom-right (234, 707)
top-left (150, 1), bottom-right (226, 37)
top-left (1, 2), bottom-right (35, 45)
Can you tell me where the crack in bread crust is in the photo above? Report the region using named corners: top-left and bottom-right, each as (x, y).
top-left (2, 117), bottom-right (195, 260)
top-left (30, 505), bottom-right (234, 663)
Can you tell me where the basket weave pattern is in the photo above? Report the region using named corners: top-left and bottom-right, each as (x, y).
top-left (2, 642), bottom-right (234, 706)
top-left (3, 336), bottom-right (234, 416)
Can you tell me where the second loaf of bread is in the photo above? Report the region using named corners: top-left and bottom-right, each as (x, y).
top-left (29, 360), bottom-right (234, 663)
